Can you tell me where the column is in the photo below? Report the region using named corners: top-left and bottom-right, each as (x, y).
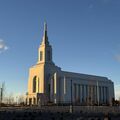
top-left (54, 72), bottom-right (58, 103)
top-left (63, 76), bottom-right (66, 102)
top-left (64, 76), bottom-right (66, 95)
top-left (50, 76), bottom-right (54, 101)
top-left (36, 77), bottom-right (39, 93)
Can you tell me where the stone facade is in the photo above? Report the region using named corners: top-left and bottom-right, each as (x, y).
top-left (26, 23), bottom-right (114, 105)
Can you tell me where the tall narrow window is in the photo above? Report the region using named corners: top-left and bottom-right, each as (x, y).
top-left (47, 51), bottom-right (50, 61)
top-left (48, 83), bottom-right (50, 100)
top-left (82, 85), bottom-right (84, 102)
top-left (74, 84), bottom-right (76, 101)
top-left (40, 51), bottom-right (43, 61)
top-left (38, 78), bottom-right (39, 92)
top-left (33, 76), bottom-right (37, 93)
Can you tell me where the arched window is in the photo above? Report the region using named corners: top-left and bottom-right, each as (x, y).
top-left (33, 76), bottom-right (37, 93)
top-left (38, 78), bottom-right (39, 92)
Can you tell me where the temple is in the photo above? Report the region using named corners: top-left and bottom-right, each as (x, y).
top-left (26, 23), bottom-right (114, 106)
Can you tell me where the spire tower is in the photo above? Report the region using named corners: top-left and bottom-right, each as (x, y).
top-left (38, 22), bottom-right (52, 64)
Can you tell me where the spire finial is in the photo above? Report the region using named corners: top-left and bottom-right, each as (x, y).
top-left (44, 21), bottom-right (47, 33)
top-left (43, 21), bottom-right (47, 37)
top-left (41, 21), bottom-right (49, 45)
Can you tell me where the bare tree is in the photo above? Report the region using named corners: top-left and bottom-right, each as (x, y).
top-left (8, 93), bottom-right (14, 105)
top-left (3, 93), bottom-right (15, 105)
top-left (119, 97), bottom-right (120, 105)
top-left (18, 94), bottom-right (25, 105)
top-left (0, 82), bottom-right (5, 104)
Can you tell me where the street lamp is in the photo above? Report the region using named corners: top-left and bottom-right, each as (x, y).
top-left (70, 79), bottom-right (73, 113)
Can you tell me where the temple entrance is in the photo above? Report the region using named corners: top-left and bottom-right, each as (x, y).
top-left (29, 98), bottom-right (32, 105)
top-left (37, 93), bottom-right (48, 105)
top-left (33, 98), bottom-right (36, 104)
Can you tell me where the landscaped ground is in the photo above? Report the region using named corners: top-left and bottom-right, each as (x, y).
top-left (0, 106), bottom-right (120, 120)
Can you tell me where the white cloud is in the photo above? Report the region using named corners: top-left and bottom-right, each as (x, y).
top-left (0, 39), bottom-right (9, 53)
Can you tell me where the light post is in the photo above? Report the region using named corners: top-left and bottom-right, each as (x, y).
top-left (70, 79), bottom-right (73, 113)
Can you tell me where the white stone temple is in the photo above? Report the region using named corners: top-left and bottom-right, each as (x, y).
top-left (26, 23), bottom-right (114, 106)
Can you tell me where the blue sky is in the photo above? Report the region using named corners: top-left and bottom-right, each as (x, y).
top-left (0, 0), bottom-right (120, 99)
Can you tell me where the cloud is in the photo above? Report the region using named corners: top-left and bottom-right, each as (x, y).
top-left (88, 0), bottom-right (111, 9)
top-left (115, 54), bottom-right (120, 62)
top-left (88, 3), bottom-right (94, 9)
top-left (103, 0), bottom-right (111, 3)
top-left (0, 39), bottom-right (9, 53)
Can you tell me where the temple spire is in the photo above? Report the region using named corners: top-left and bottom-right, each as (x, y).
top-left (42, 22), bottom-right (49, 45)
top-left (44, 22), bottom-right (47, 35)
top-left (38, 22), bottom-right (53, 64)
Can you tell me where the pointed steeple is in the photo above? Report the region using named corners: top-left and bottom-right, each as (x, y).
top-left (38, 22), bottom-right (53, 64)
top-left (42, 22), bottom-right (49, 45)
